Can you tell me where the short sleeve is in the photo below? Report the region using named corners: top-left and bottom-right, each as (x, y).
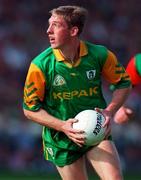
top-left (102, 50), bottom-right (131, 89)
top-left (23, 63), bottom-right (46, 111)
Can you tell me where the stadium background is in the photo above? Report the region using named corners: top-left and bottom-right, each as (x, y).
top-left (0, 0), bottom-right (141, 179)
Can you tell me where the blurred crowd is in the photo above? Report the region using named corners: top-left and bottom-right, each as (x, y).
top-left (0, 0), bottom-right (141, 175)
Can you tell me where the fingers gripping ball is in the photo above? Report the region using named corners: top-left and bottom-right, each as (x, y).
top-left (73, 110), bottom-right (106, 146)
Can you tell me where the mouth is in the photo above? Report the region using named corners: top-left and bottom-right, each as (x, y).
top-left (49, 36), bottom-right (55, 44)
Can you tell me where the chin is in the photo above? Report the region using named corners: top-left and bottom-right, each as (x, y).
top-left (50, 42), bottom-right (63, 49)
top-left (50, 44), bottom-right (59, 49)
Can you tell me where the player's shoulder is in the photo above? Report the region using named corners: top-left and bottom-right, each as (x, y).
top-left (85, 41), bottom-right (108, 52)
top-left (32, 47), bottom-right (53, 66)
top-left (135, 53), bottom-right (141, 60)
top-left (130, 53), bottom-right (141, 65)
top-left (135, 53), bottom-right (141, 75)
top-left (85, 41), bottom-right (109, 65)
top-left (85, 41), bottom-right (108, 58)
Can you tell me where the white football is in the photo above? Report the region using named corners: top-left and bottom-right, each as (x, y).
top-left (73, 109), bottom-right (106, 146)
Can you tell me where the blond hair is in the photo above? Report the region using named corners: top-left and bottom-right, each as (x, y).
top-left (49, 5), bottom-right (88, 35)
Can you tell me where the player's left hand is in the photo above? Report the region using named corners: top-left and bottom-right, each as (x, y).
top-left (95, 108), bottom-right (111, 138)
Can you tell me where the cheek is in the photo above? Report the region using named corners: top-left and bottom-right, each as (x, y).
top-left (56, 30), bottom-right (70, 42)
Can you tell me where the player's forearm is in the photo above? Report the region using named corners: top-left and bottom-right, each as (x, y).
top-left (106, 86), bottom-right (132, 116)
top-left (23, 108), bottom-right (65, 131)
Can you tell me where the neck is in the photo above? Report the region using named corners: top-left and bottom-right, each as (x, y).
top-left (60, 39), bottom-right (80, 63)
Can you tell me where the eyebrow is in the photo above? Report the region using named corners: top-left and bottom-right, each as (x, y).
top-left (48, 19), bottom-right (62, 24)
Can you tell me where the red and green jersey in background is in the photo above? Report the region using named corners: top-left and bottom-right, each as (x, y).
top-left (23, 41), bottom-right (131, 165)
top-left (126, 53), bottom-right (141, 85)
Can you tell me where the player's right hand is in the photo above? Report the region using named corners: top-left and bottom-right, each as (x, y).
top-left (61, 118), bottom-right (85, 147)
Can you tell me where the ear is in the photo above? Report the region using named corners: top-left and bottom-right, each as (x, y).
top-left (70, 26), bottom-right (79, 36)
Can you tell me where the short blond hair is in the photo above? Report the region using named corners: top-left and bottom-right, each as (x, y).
top-left (49, 5), bottom-right (88, 35)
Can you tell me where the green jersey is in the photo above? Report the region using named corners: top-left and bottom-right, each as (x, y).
top-left (23, 41), bottom-right (131, 166)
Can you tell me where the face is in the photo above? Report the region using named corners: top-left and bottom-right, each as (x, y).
top-left (47, 14), bottom-right (72, 49)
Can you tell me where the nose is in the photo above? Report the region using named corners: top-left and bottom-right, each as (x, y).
top-left (47, 25), bottom-right (53, 34)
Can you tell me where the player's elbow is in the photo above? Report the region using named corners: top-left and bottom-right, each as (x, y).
top-left (23, 109), bottom-right (32, 120)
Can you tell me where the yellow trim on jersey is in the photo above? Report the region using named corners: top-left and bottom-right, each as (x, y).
top-left (61, 58), bottom-right (81, 68)
top-left (53, 40), bottom-right (88, 61)
top-left (102, 50), bottom-right (130, 83)
top-left (24, 63), bottom-right (45, 108)
top-left (43, 139), bottom-right (49, 160)
top-left (79, 40), bottom-right (88, 57)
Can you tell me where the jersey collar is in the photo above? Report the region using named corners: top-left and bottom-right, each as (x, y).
top-left (53, 41), bottom-right (88, 61)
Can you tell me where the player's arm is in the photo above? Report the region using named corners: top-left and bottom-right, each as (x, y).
top-left (101, 51), bottom-right (132, 126)
top-left (106, 87), bottom-right (131, 117)
top-left (113, 56), bottom-right (141, 124)
top-left (23, 63), bottom-right (84, 146)
top-left (24, 108), bottom-right (64, 131)
top-left (23, 63), bottom-right (65, 130)
top-left (24, 108), bottom-right (84, 146)
top-left (98, 86), bottom-right (131, 129)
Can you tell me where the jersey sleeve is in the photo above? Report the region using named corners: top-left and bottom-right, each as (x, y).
top-left (23, 63), bottom-right (46, 111)
top-left (102, 50), bottom-right (131, 89)
top-left (126, 57), bottom-right (141, 85)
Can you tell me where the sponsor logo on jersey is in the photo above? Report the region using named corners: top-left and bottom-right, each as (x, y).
top-left (86, 70), bottom-right (96, 80)
top-left (53, 87), bottom-right (98, 100)
top-left (53, 74), bottom-right (66, 86)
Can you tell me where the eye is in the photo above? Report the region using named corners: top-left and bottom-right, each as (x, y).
top-left (53, 22), bottom-right (61, 28)
top-left (48, 21), bottom-right (63, 30)
top-left (52, 23), bottom-right (56, 27)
